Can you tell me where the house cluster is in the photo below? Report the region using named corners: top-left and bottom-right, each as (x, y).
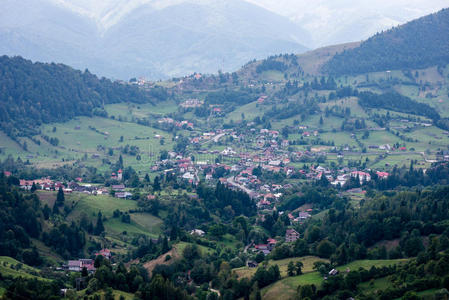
top-left (251, 229), bottom-right (301, 256)
top-left (301, 130), bottom-right (319, 137)
top-left (19, 177), bottom-right (111, 195)
top-left (288, 211), bottom-right (312, 223)
top-left (158, 118), bottom-right (194, 129)
top-left (180, 98), bottom-right (203, 108)
top-left (297, 165), bottom-right (389, 187)
top-left (189, 129), bottom-right (233, 144)
top-left (19, 178), bottom-right (63, 191)
top-left (68, 182), bottom-right (109, 195)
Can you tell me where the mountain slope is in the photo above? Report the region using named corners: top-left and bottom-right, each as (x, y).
top-left (247, 0), bottom-right (449, 48)
top-left (0, 0), bottom-right (309, 80)
top-left (0, 0), bottom-right (101, 71)
top-left (323, 8), bottom-right (449, 75)
top-left (102, 0), bottom-right (309, 78)
top-left (0, 56), bottom-right (154, 139)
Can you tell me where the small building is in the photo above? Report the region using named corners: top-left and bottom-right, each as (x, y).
top-left (247, 261), bottom-right (258, 268)
top-left (190, 229), bottom-right (205, 236)
top-left (95, 249), bottom-right (112, 259)
top-left (111, 184), bottom-right (125, 192)
top-left (329, 269), bottom-right (339, 276)
top-left (285, 229), bottom-right (300, 243)
top-left (115, 191), bottom-right (132, 199)
top-left (67, 259), bottom-right (94, 272)
top-left (298, 212), bottom-right (311, 220)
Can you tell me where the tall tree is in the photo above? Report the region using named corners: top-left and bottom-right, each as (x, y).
top-left (95, 211), bottom-right (105, 235)
top-left (56, 186), bottom-right (65, 206)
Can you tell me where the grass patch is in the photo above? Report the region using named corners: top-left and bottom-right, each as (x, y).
top-left (0, 256), bottom-right (49, 281)
top-left (261, 258), bottom-right (408, 300)
top-left (131, 213), bottom-right (163, 235)
top-left (234, 256), bottom-right (327, 279)
top-left (174, 242), bottom-right (215, 256)
top-left (78, 288), bottom-right (134, 300)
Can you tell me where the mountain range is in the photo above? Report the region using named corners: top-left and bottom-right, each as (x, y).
top-left (0, 0), bottom-right (310, 80)
top-left (2, 0), bottom-right (447, 80)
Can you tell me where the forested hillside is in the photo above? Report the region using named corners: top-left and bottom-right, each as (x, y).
top-left (323, 8), bottom-right (449, 75)
top-left (0, 56), bottom-right (158, 139)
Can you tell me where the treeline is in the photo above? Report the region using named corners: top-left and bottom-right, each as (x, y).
top-left (255, 53), bottom-right (301, 74)
top-left (358, 91), bottom-right (440, 121)
top-left (0, 174), bottom-right (87, 263)
top-left (320, 186), bottom-right (449, 261)
top-left (197, 182), bottom-right (256, 219)
top-left (256, 60), bottom-right (288, 73)
top-left (296, 239), bottom-right (449, 299)
top-left (323, 8), bottom-right (449, 75)
top-left (366, 162), bottom-right (449, 190)
top-left (262, 101), bottom-right (320, 121)
top-left (271, 183), bottom-right (449, 266)
top-left (279, 186), bottom-right (341, 211)
top-left (0, 175), bottom-right (43, 265)
top-left (0, 55), bottom-right (162, 139)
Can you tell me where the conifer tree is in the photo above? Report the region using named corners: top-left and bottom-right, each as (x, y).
top-left (56, 186), bottom-right (65, 206)
top-left (95, 211), bottom-right (105, 235)
top-left (30, 182), bottom-right (37, 192)
top-left (52, 202), bottom-right (59, 215)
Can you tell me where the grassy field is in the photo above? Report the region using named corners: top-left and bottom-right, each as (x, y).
top-left (233, 256), bottom-right (327, 279)
top-left (78, 289), bottom-right (134, 300)
top-left (174, 241), bottom-right (215, 256)
top-left (131, 213), bottom-right (163, 235)
top-left (0, 256), bottom-right (49, 281)
top-left (359, 276), bottom-right (392, 295)
top-left (261, 258), bottom-right (408, 300)
top-left (226, 101), bottom-right (269, 122)
top-left (258, 70), bottom-right (285, 82)
top-left (66, 193), bottom-right (163, 238)
top-left (0, 107), bottom-right (180, 175)
top-left (105, 101), bottom-right (178, 120)
top-left (37, 190), bottom-right (163, 243)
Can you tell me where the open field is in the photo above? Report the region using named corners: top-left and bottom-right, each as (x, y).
top-left (105, 101), bottom-right (178, 120)
top-left (78, 289), bottom-right (134, 300)
top-left (37, 191), bottom-right (163, 242)
top-left (261, 258), bottom-right (408, 300)
top-left (0, 107), bottom-right (181, 174)
top-left (233, 256), bottom-right (327, 279)
top-left (226, 101), bottom-right (270, 122)
top-left (0, 256), bottom-right (49, 281)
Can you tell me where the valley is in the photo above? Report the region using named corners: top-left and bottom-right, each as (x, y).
top-left (1, 7), bottom-right (449, 300)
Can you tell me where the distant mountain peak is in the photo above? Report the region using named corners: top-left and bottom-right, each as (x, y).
top-left (1, 0), bottom-right (309, 79)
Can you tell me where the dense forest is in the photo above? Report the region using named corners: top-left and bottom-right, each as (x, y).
top-left (358, 91), bottom-right (440, 121)
top-left (323, 8), bottom-right (449, 75)
top-left (0, 56), bottom-right (164, 139)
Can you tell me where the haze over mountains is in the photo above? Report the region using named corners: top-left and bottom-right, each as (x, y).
top-left (0, 0), bottom-right (447, 80)
top-left (0, 0), bottom-right (309, 80)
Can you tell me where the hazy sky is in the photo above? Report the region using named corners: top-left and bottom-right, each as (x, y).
top-left (247, 0), bottom-right (449, 46)
top-left (51, 0), bottom-right (448, 46)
